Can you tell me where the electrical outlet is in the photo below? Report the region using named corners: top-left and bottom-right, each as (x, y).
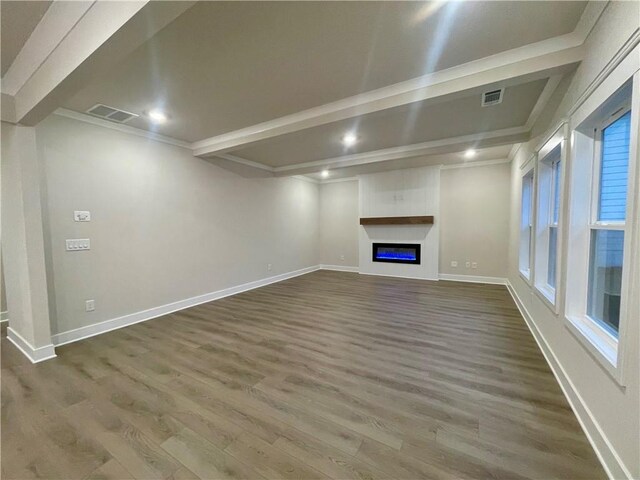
top-left (465, 261), bottom-right (471, 268)
top-left (267, 263), bottom-right (272, 272)
top-left (472, 262), bottom-right (478, 269)
top-left (450, 260), bottom-right (458, 268)
top-left (340, 255), bottom-right (345, 261)
top-left (85, 299), bottom-right (95, 312)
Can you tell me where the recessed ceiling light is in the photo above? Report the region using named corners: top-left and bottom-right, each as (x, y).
top-left (321, 169), bottom-right (329, 178)
top-left (342, 132), bottom-right (357, 147)
top-left (464, 149), bottom-right (476, 159)
top-left (148, 109), bottom-right (167, 124)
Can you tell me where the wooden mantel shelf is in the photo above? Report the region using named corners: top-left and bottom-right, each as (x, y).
top-left (359, 216), bottom-right (434, 226)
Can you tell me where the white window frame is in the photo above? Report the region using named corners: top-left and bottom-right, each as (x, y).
top-left (564, 66), bottom-right (639, 386)
top-left (519, 159), bottom-right (535, 283)
top-left (533, 125), bottom-right (567, 312)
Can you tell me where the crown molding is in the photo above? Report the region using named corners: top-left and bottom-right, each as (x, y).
top-left (216, 153), bottom-right (275, 172)
top-left (319, 176), bottom-right (359, 184)
top-left (192, 36), bottom-right (584, 158)
top-left (272, 126), bottom-right (529, 174)
top-left (53, 108), bottom-right (191, 148)
top-left (292, 175), bottom-right (319, 184)
top-left (525, 74), bottom-right (564, 130)
top-left (440, 157), bottom-right (510, 170)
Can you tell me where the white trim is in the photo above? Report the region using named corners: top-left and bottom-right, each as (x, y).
top-left (53, 109), bottom-right (191, 149)
top-left (358, 271), bottom-right (438, 281)
top-left (508, 143), bottom-right (522, 162)
top-left (506, 282), bottom-right (631, 480)
top-left (6, 327), bottom-right (57, 363)
top-left (319, 176), bottom-right (359, 185)
top-left (1, 1), bottom-right (95, 97)
top-left (192, 33), bottom-right (584, 157)
top-left (525, 74), bottom-right (564, 130)
top-left (273, 127), bottom-right (529, 173)
top-left (568, 27), bottom-right (640, 119)
top-left (320, 264), bottom-right (359, 273)
top-left (440, 158), bottom-right (510, 170)
top-left (438, 274), bottom-right (507, 285)
top-left (0, 311), bottom-right (8, 322)
top-left (292, 175), bottom-right (319, 185)
top-left (51, 265), bottom-right (320, 347)
top-left (216, 153), bottom-right (275, 173)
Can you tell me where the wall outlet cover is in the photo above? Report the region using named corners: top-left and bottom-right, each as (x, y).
top-left (451, 261), bottom-right (458, 267)
top-left (74, 211), bottom-right (91, 222)
top-left (85, 300), bottom-right (95, 312)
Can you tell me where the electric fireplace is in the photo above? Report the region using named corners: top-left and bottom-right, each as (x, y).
top-left (372, 243), bottom-right (421, 265)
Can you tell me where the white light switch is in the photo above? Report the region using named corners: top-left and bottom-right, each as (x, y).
top-left (74, 211), bottom-right (91, 222)
top-left (85, 300), bottom-right (95, 312)
top-left (66, 239), bottom-right (90, 251)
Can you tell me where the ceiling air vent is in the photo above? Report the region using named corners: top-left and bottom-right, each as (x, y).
top-left (86, 104), bottom-right (138, 123)
top-left (481, 88), bottom-right (504, 107)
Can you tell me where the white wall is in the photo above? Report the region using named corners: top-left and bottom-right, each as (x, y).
top-left (507, 2), bottom-right (640, 478)
top-left (319, 180), bottom-right (359, 267)
top-left (358, 166), bottom-right (440, 280)
top-left (439, 162), bottom-right (510, 279)
top-left (319, 162), bottom-right (512, 281)
top-left (37, 114), bottom-right (320, 337)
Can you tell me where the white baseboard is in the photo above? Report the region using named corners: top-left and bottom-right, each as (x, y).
top-left (358, 271), bottom-right (439, 281)
top-left (320, 264), bottom-right (359, 273)
top-left (0, 310), bottom-right (8, 322)
top-left (506, 282), bottom-right (630, 480)
top-left (7, 327), bottom-right (57, 363)
top-left (439, 273), bottom-right (507, 285)
top-left (52, 265), bottom-right (320, 347)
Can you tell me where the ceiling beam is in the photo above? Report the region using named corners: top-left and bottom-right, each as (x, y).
top-left (4, 1), bottom-right (195, 125)
top-left (212, 126), bottom-right (529, 178)
top-left (193, 39), bottom-right (582, 158)
top-left (192, 2), bottom-right (608, 159)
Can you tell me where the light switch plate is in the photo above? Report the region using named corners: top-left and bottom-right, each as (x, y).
top-left (66, 239), bottom-right (90, 251)
top-left (74, 211), bottom-right (91, 222)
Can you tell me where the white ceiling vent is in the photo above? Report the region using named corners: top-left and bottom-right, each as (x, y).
top-left (481, 88), bottom-right (504, 107)
top-left (86, 104), bottom-right (138, 123)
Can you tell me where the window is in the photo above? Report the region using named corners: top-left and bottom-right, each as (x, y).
top-left (548, 157), bottom-right (561, 288)
top-left (587, 110), bottom-right (631, 336)
top-left (534, 135), bottom-right (564, 308)
top-left (519, 168), bottom-right (534, 280)
top-left (565, 74), bottom-right (637, 380)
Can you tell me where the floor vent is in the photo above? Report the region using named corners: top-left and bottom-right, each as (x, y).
top-left (481, 88), bottom-right (504, 107)
top-left (86, 104), bottom-right (138, 123)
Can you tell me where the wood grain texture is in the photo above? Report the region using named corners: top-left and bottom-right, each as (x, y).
top-left (1, 270), bottom-right (605, 479)
top-left (359, 215), bottom-right (434, 225)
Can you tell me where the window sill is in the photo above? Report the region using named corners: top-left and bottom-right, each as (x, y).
top-left (565, 314), bottom-right (625, 386)
top-left (518, 269), bottom-right (531, 285)
top-left (534, 283), bottom-right (558, 314)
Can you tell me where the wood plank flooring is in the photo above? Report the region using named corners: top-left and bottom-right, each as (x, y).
top-left (1, 270), bottom-right (605, 479)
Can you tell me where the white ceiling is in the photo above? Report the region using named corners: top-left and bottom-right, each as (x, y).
top-left (230, 78), bottom-right (547, 167)
top-left (61, 1), bottom-right (586, 141)
top-left (306, 145), bottom-right (515, 181)
top-left (2, 1), bottom-right (590, 179)
top-left (0, 0), bottom-right (51, 76)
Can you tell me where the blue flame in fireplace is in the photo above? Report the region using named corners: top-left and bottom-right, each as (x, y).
top-left (375, 250), bottom-right (417, 261)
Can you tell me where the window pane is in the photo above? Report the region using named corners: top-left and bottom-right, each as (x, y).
top-left (588, 229), bottom-right (624, 336)
top-left (519, 172), bottom-right (533, 274)
top-left (598, 111), bottom-right (631, 221)
top-left (552, 159), bottom-right (561, 224)
top-left (548, 226), bottom-right (557, 288)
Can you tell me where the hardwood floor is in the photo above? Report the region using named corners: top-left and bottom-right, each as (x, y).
top-left (1, 270), bottom-right (605, 479)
